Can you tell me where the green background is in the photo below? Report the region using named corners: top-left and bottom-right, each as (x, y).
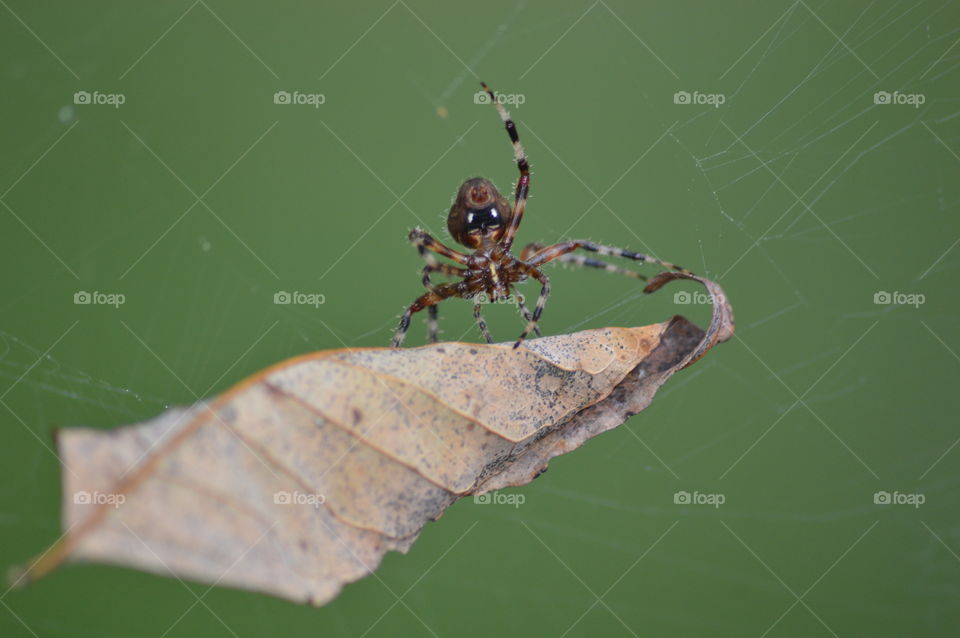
top-left (2, 1), bottom-right (959, 636)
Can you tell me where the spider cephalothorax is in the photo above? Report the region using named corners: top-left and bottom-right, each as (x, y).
top-left (391, 82), bottom-right (689, 349)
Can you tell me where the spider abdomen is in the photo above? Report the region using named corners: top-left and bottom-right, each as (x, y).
top-left (447, 177), bottom-right (512, 249)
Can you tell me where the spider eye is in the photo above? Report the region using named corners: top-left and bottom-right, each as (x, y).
top-left (465, 205), bottom-right (502, 233)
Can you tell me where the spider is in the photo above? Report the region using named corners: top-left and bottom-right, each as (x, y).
top-left (391, 82), bottom-right (689, 349)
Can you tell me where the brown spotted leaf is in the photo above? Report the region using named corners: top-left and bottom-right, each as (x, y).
top-left (13, 271), bottom-right (733, 605)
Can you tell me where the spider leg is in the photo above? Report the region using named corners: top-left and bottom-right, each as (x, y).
top-left (473, 298), bottom-right (494, 344)
top-left (513, 291), bottom-right (542, 337)
top-left (420, 263), bottom-right (464, 343)
top-left (409, 227), bottom-right (469, 264)
top-left (513, 265), bottom-right (550, 349)
top-left (427, 306), bottom-right (439, 343)
top-left (480, 82), bottom-right (529, 251)
top-left (525, 240), bottom-right (690, 274)
top-left (520, 242), bottom-right (647, 280)
top-left (392, 282), bottom-right (463, 347)
top-left (519, 242), bottom-right (543, 261)
top-left (419, 260), bottom-right (466, 344)
top-left (421, 263), bottom-right (465, 289)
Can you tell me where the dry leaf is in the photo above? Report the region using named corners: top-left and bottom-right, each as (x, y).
top-left (12, 271), bottom-right (733, 605)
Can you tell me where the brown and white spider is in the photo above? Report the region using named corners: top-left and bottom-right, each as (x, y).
top-left (391, 82), bottom-right (689, 349)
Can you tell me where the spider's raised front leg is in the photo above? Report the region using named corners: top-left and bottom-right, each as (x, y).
top-left (523, 240), bottom-right (690, 274)
top-left (392, 282), bottom-right (464, 347)
top-left (480, 82), bottom-right (529, 251)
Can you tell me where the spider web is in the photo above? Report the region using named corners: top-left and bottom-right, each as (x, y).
top-left (2, 1), bottom-right (959, 636)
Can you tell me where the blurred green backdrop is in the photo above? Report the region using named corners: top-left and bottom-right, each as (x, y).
top-left (2, 1), bottom-right (959, 636)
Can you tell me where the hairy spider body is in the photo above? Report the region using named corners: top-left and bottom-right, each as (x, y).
top-left (391, 83), bottom-right (689, 349)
